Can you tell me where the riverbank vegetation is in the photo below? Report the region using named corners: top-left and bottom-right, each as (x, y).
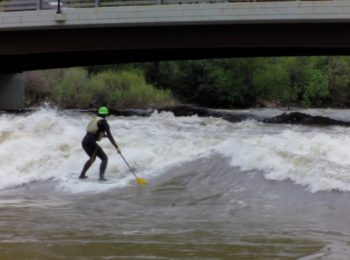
top-left (25, 68), bottom-right (177, 109)
top-left (25, 56), bottom-right (350, 109)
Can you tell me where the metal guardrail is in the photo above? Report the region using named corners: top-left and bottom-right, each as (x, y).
top-left (0, 0), bottom-right (330, 12)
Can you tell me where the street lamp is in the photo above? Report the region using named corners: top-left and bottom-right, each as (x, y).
top-left (57, 0), bottom-right (61, 14)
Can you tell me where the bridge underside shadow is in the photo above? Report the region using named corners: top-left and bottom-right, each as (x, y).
top-left (2, 22), bottom-right (350, 72)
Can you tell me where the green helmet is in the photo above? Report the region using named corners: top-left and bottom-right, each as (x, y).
top-left (98, 106), bottom-right (109, 116)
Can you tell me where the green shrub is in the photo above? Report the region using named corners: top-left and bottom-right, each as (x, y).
top-left (25, 69), bottom-right (64, 106)
top-left (86, 70), bottom-right (177, 109)
top-left (54, 68), bottom-right (90, 108)
top-left (25, 68), bottom-right (177, 109)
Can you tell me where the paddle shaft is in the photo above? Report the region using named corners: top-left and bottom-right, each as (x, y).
top-left (118, 152), bottom-right (139, 179)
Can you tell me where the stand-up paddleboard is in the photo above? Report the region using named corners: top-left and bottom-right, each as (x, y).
top-left (64, 174), bottom-right (117, 184)
top-left (78, 178), bottom-right (115, 184)
top-left (57, 174), bottom-right (127, 194)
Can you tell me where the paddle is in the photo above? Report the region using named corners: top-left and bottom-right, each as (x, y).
top-left (118, 150), bottom-right (148, 185)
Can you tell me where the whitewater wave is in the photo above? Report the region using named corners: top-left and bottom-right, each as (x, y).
top-left (2, 107), bottom-right (350, 194)
top-left (215, 126), bottom-right (350, 192)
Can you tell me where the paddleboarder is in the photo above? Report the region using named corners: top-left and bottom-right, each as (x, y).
top-left (79, 106), bottom-right (121, 181)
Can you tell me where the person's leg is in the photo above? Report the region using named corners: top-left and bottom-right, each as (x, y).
top-left (79, 137), bottom-right (98, 179)
top-left (95, 146), bottom-right (108, 181)
top-left (79, 156), bottom-right (96, 179)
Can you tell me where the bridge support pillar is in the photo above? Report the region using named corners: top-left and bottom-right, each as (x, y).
top-left (0, 73), bottom-right (25, 110)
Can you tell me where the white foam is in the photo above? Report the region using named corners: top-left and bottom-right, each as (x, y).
top-left (3, 107), bottom-right (350, 193)
top-left (215, 123), bottom-right (350, 192)
top-left (0, 108), bottom-right (228, 193)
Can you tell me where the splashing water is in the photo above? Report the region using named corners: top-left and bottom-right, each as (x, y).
top-left (2, 107), bottom-right (350, 259)
top-left (2, 107), bottom-right (350, 194)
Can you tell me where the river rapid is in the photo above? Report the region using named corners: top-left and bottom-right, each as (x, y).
top-left (1, 107), bottom-right (350, 259)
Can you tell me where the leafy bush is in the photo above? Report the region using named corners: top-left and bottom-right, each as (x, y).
top-left (86, 69), bottom-right (177, 109)
top-left (54, 68), bottom-right (90, 108)
top-left (27, 56), bottom-right (350, 109)
top-left (25, 69), bottom-right (64, 106)
top-left (25, 68), bottom-right (177, 109)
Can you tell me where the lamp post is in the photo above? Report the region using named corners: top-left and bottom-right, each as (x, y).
top-left (57, 0), bottom-right (62, 14)
top-left (37, 0), bottom-right (43, 10)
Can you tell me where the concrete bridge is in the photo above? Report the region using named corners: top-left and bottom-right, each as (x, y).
top-left (1, 0), bottom-right (350, 109)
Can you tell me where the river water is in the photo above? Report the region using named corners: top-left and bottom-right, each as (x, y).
top-left (1, 107), bottom-right (350, 259)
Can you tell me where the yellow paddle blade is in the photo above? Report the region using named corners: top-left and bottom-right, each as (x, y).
top-left (136, 178), bottom-right (148, 185)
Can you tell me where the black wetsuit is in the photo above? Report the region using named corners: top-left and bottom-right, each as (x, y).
top-left (80, 117), bottom-right (118, 180)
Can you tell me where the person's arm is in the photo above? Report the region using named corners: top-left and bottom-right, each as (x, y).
top-left (98, 119), bottom-right (121, 153)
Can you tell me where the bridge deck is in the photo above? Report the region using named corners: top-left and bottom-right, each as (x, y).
top-left (0, 0), bottom-right (349, 31)
top-left (1, 0), bottom-right (350, 72)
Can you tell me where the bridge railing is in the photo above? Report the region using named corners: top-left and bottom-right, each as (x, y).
top-left (0, 0), bottom-right (331, 12)
top-left (60, 0), bottom-right (332, 8)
